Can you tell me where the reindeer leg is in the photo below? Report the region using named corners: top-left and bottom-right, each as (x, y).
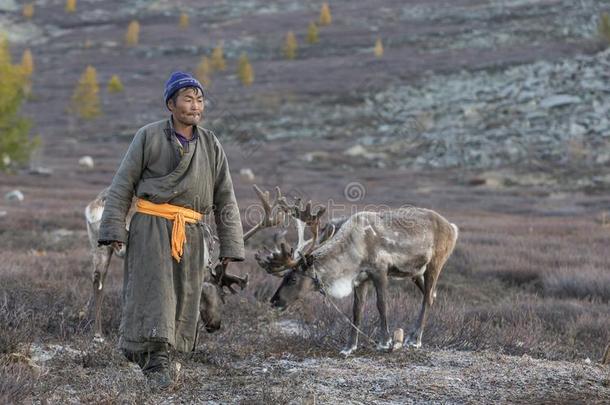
top-left (340, 281), bottom-right (369, 357)
top-left (407, 266), bottom-right (438, 348)
top-left (92, 246), bottom-right (112, 339)
top-left (371, 272), bottom-right (391, 351)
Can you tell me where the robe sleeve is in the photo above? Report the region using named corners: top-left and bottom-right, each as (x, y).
top-left (212, 135), bottom-right (245, 261)
top-left (98, 128), bottom-right (146, 243)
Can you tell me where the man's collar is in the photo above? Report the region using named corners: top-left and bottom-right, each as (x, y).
top-left (164, 115), bottom-right (199, 141)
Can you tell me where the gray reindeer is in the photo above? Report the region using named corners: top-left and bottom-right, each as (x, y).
top-left (256, 197), bottom-right (459, 356)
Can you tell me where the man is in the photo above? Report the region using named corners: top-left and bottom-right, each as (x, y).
top-left (98, 71), bottom-right (245, 388)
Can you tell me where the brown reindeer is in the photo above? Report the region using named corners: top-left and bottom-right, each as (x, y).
top-left (85, 185), bottom-right (285, 339)
top-left (256, 199), bottom-right (459, 356)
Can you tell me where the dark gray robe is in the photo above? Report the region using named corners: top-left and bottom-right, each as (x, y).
top-left (99, 117), bottom-right (245, 352)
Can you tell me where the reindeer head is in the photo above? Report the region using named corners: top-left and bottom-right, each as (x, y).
top-left (201, 262), bottom-right (249, 332)
top-left (254, 197), bottom-right (337, 310)
top-left (200, 281), bottom-right (223, 332)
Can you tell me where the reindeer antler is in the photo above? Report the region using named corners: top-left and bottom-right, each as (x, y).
top-left (243, 185), bottom-right (287, 241)
top-left (254, 242), bottom-right (298, 276)
top-left (254, 193), bottom-right (328, 275)
top-left (279, 197), bottom-right (326, 255)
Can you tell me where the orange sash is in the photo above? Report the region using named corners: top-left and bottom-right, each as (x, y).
top-left (135, 198), bottom-right (203, 263)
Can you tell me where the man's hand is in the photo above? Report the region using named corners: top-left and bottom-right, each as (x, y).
top-left (98, 240), bottom-right (124, 250)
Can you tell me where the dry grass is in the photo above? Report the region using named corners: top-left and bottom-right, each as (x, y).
top-left (0, 359), bottom-right (39, 405)
top-left (1, 191), bottom-right (610, 401)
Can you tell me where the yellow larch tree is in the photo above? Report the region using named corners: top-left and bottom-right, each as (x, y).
top-left (196, 56), bottom-right (212, 86)
top-left (107, 74), bottom-right (124, 93)
top-left (283, 31), bottom-right (297, 60)
top-left (307, 21), bottom-right (319, 44)
top-left (125, 20), bottom-right (140, 47)
top-left (23, 4), bottom-right (34, 19)
top-left (210, 43), bottom-right (226, 71)
top-left (319, 3), bottom-right (332, 26)
top-left (70, 65), bottom-right (101, 119)
top-left (65, 0), bottom-right (76, 13)
top-left (20, 49), bottom-right (34, 96)
top-left (374, 37), bottom-right (384, 58)
top-left (21, 49), bottom-right (34, 77)
top-left (237, 52), bottom-right (254, 86)
top-left (179, 12), bottom-right (189, 29)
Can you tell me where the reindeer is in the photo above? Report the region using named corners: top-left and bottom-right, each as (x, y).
top-left (255, 199), bottom-right (459, 356)
top-left (85, 184), bottom-right (284, 339)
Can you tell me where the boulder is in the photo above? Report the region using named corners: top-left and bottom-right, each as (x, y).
top-left (29, 166), bottom-right (53, 176)
top-left (5, 190), bottom-right (24, 203)
top-left (78, 156), bottom-right (95, 169)
top-left (239, 168), bottom-right (255, 182)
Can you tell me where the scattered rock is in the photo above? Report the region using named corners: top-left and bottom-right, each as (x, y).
top-left (303, 151), bottom-right (331, 162)
top-left (5, 189), bottom-right (24, 203)
top-left (539, 95), bottom-right (582, 109)
top-left (79, 156), bottom-right (95, 169)
top-left (265, 47), bottom-right (610, 172)
top-left (29, 166), bottom-right (54, 176)
top-left (239, 168), bottom-right (255, 182)
top-left (344, 144), bottom-right (389, 160)
top-left (344, 144), bottom-right (368, 157)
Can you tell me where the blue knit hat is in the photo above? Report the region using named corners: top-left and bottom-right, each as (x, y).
top-left (164, 71), bottom-right (204, 109)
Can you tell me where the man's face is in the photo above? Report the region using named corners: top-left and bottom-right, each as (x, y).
top-left (168, 88), bottom-right (204, 126)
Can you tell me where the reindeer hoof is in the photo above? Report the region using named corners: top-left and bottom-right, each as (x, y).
top-left (405, 331), bottom-right (422, 348)
top-left (93, 334), bottom-right (105, 344)
top-left (340, 346), bottom-right (356, 357)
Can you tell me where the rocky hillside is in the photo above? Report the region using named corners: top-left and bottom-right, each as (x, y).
top-left (1, 0), bottom-right (608, 179)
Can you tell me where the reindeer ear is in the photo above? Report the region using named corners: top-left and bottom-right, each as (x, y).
top-left (320, 224), bottom-right (336, 243)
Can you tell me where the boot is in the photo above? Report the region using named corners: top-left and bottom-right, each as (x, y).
top-left (142, 349), bottom-right (173, 390)
top-left (122, 347), bottom-right (173, 390)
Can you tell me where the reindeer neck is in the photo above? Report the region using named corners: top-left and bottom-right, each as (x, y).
top-left (311, 229), bottom-right (365, 284)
